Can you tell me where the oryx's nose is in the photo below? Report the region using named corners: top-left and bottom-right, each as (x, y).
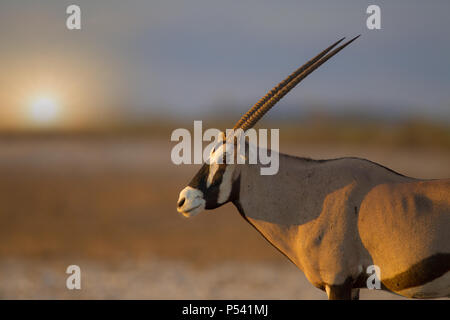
top-left (177, 197), bottom-right (186, 208)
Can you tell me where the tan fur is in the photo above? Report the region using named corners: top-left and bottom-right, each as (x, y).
top-left (358, 179), bottom-right (450, 297)
top-left (236, 153), bottom-right (449, 298)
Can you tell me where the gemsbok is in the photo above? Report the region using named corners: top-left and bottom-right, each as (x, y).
top-left (176, 36), bottom-right (450, 299)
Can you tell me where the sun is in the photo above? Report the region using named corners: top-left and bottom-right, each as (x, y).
top-left (28, 95), bottom-right (61, 124)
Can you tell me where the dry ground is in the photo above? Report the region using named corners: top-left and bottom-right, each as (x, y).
top-left (0, 136), bottom-right (448, 299)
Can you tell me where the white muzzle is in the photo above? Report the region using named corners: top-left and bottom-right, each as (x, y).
top-left (177, 186), bottom-right (206, 217)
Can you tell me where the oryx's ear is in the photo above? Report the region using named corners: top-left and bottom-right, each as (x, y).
top-left (211, 131), bottom-right (226, 157)
top-left (219, 131), bottom-right (226, 142)
top-left (211, 131), bottom-right (226, 155)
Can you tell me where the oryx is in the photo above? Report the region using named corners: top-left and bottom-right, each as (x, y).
top-left (176, 36), bottom-right (450, 300)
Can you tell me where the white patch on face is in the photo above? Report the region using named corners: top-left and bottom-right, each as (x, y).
top-left (204, 133), bottom-right (237, 205)
top-left (207, 162), bottom-right (219, 188)
top-left (177, 186), bottom-right (206, 218)
top-left (217, 165), bottom-right (234, 204)
top-left (206, 142), bottom-right (227, 188)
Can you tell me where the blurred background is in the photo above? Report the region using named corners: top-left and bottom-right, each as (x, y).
top-left (0, 0), bottom-right (449, 299)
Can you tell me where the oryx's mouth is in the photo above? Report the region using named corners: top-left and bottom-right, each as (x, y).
top-left (178, 202), bottom-right (205, 218)
top-left (182, 205), bottom-right (201, 213)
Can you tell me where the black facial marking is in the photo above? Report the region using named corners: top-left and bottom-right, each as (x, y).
top-left (188, 164), bottom-right (210, 192)
top-left (187, 163), bottom-right (228, 209)
top-left (187, 138), bottom-right (241, 210)
top-left (205, 164), bottom-right (227, 209)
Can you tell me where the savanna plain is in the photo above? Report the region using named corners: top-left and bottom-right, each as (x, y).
top-left (0, 120), bottom-right (449, 299)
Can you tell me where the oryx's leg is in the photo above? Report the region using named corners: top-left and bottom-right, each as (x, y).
top-left (325, 283), bottom-right (353, 300)
top-left (351, 288), bottom-right (360, 300)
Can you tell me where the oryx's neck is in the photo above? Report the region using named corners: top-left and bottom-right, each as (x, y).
top-left (234, 154), bottom-right (332, 224)
top-left (232, 154), bottom-right (327, 269)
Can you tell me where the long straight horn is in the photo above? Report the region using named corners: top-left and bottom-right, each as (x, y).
top-left (232, 37), bottom-right (346, 130)
top-left (239, 35), bottom-right (360, 132)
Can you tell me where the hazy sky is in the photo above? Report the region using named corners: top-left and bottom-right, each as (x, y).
top-left (0, 0), bottom-right (449, 127)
